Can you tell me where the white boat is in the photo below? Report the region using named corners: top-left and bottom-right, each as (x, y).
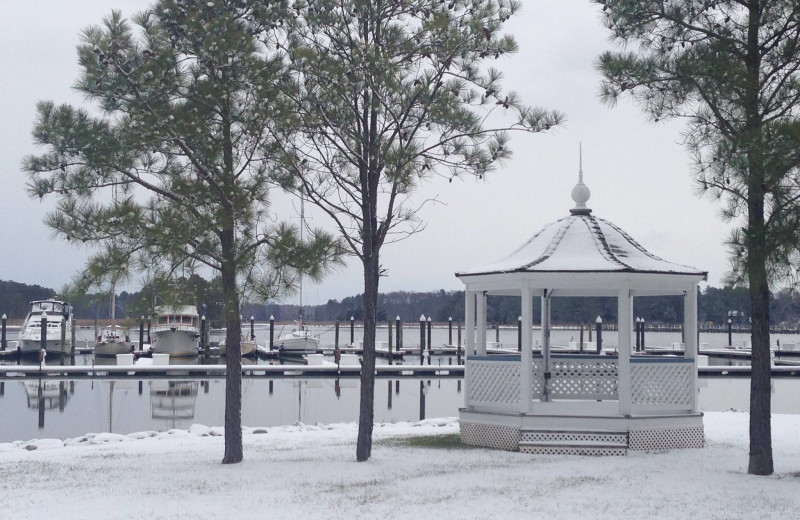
top-left (150, 305), bottom-right (199, 357)
top-left (276, 191), bottom-right (321, 356)
top-left (18, 300), bottom-right (74, 355)
top-left (276, 327), bottom-right (320, 355)
top-left (218, 337), bottom-right (257, 357)
top-left (95, 325), bottom-right (132, 357)
top-left (95, 288), bottom-right (132, 356)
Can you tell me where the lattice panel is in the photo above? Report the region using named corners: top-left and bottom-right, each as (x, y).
top-left (548, 358), bottom-right (618, 400)
top-left (460, 422), bottom-right (520, 451)
top-left (520, 431), bottom-right (628, 446)
top-left (631, 363), bottom-right (693, 407)
top-left (629, 427), bottom-right (705, 451)
top-left (467, 360), bottom-right (520, 408)
top-left (531, 360), bottom-right (544, 400)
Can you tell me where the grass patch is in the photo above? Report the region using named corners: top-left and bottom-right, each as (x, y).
top-left (380, 434), bottom-right (467, 450)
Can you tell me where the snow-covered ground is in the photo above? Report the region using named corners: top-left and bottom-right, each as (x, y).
top-left (1, 412), bottom-right (798, 519)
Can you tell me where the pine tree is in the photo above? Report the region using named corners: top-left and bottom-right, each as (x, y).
top-left (594, 0), bottom-right (800, 475)
top-left (23, 0), bottom-right (343, 464)
top-left (275, 0), bottom-right (562, 461)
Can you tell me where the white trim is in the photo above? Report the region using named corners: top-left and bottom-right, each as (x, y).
top-left (477, 292), bottom-right (487, 356)
top-left (520, 284), bottom-right (533, 413)
top-left (618, 289), bottom-right (632, 416)
top-left (541, 290), bottom-right (551, 402)
top-left (685, 285), bottom-right (699, 412)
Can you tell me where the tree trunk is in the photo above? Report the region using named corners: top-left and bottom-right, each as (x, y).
top-left (356, 254), bottom-right (379, 461)
top-left (221, 228), bottom-right (243, 464)
top-left (747, 193), bottom-right (773, 475)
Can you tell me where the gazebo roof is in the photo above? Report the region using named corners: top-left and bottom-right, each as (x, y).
top-left (456, 166), bottom-right (707, 279)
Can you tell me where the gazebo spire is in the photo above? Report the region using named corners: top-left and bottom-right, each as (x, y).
top-left (570, 143), bottom-right (592, 215)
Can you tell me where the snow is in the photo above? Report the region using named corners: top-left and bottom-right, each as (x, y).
top-left (1, 412), bottom-right (798, 519)
top-left (459, 214), bottom-right (706, 276)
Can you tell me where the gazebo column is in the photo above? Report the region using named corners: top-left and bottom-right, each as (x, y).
top-left (617, 289), bottom-right (633, 415)
top-left (685, 285), bottom-right (699, 412)
top-left (476, 292), bottom-right (487, 356)
top-left (520, 285), bottom-right (533, 413)
top-left (540, 290), bottom-right (551, 402)
top-left (464, 290), bottom-right (475, 356)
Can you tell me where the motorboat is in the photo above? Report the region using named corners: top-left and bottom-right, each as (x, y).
top-left (150, 305), bottom-right (200, 357)
top-left (275, 326), bottom-right (320, 355)
top-left (18, 300), bottom-right (74, 356)
top-left (95, 325), bottom-right (133, 356)
top-left (219, 337), bottom-right (257, 357)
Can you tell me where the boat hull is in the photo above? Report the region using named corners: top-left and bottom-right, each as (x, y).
top-left (18, 338), bottom-right (71, 356)
top-left (276, 334), bottom-right (320, 355)
top-left (219, 339), bottom-right (257, 357)
top-left (95, 341), bottom-right (132, 357)
top-left (151, 329), bottom-right (199, 357)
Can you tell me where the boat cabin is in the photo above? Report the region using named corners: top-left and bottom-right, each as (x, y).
top-left (457, 169), bottom-right (706, 455)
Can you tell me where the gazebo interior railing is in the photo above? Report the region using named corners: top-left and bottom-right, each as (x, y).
top-left (467, 354), bottom-right (695, 413)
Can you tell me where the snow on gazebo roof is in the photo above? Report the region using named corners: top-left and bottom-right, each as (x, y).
top-left (457, 164), bottom-right (707, 279)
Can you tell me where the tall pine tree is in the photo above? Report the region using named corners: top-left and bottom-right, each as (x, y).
top-left (24, 0), bottom-right (343, 464)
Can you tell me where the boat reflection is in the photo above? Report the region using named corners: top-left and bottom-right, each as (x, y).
top-left (150, 380), bottom-right (199, 428)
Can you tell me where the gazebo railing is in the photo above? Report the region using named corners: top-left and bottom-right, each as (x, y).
top-left (466, 354), bottom-right (695, 413)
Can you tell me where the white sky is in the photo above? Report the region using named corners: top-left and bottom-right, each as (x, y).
top-left (0, 1), bottom-right (732, 305)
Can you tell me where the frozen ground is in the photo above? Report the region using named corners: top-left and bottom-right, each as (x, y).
top-left (1, 412), bottom-right (799, 520)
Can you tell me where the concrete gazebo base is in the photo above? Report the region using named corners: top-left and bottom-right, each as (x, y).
top-left (460, 409), bottom-right (705, 456)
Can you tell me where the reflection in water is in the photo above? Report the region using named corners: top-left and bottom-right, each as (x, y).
top-left (150, 381), bottom-right (199, 428)
top-left (20, 380), bottom-right (69, 429)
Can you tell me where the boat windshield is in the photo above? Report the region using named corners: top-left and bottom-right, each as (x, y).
top-left (31, 301), bottom-right (64, 314)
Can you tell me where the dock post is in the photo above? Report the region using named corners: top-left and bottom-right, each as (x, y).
top-left (147, 316), bottom-right (151, 344)
top-left (200, 316), bottom-right (207, 353)
top-left (60, 316), bottom-right (66, 355)
top-left (139, 316), bottom-right (145, 351)
top-left (70, 316), bottom-right (76, 355)
top-left (517, 316), bottom-right (522, 352)
top-left (427, 317), bottom-right (432, 354)
top-left (388, 319), bottom-right (393, 365)
top-left (38, 381), bottom-right (45, 428)
top-left (457, 321), bottom-right (462, 357)
top-left (495, 322), bottom-right (500, 345)
top-left (270, 315), bottom-right (275, 350)
top-left (396, 316), bottom-right (402, 352)
top-left (419, 315), bottom-right (425, 364)
top-left (579, 324), bottom-right (584, 353)
top-left (250, 316), bottom-right (255, 341)
top-left (350, 316), bottom-right (355, 347)
top-left (40, 311), bottom-right (48, 352)
top-left (635, 317), bottom-right (641, 352)
top-left (595, 316), bottom-right (603, 353)
top-left (727, 318), bottom-right (732, 347)
top-left (588, 322), bottom-right (592, 342)
top-left (641, 318), bottom-right (646, 350)
top-left (1, 313), bottom-right (6, 351)
top-left (334, 320), bottom-right (339, 350)
top-left (448, 317), bottom-right (453, 347)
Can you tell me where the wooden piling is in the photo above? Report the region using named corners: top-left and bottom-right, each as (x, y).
top-left (139, 316), bottom-right (145, 351)
top-left (641, 318), bottom-right (646, 350)
top-left (579, 324), bottom-right (584, 353)
top-left (517, 316), bottom-right (522, 352)
top-left (396, 316), bottom-right (402, 352)
top-left (334, 319), bottom-right (340, 350)
top-left (350, 316), bottom-right (355, 347)
top-left (419, 315), bottom-right (425, 364)
top-left (2, 313), bottom-right (7, 351)
top-left (427, 317), bottom-right (432, 353)
top-left (40, 311), bottom-right (48, 352)
top-left (200, 316), bottom-right (207, 353)
top-left (388, 320), bottom-right (393, 365)
top-left (270, 315), bottom-right (275, 350)
top-left (595, 316), bottom-right (603, 354)
top-left (250, 316), bottom-right (255, 341)
top-left (448, 317), bottom-right (453, 346)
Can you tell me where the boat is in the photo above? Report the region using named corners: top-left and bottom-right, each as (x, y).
top-left (276, 192), bottom-right (321, 356)
top-left (17, 300), bottom-right (74, 356)
top-left (150, 380), bottom-right (199, 427)
top-left (95, 325), bottom-right (133, 356)
top-left (218, 337), bottom-right (257, 357)
top-left (95, 287), bottom-right (132, 356)
top-left (150, 305), bottom-right (200, 357)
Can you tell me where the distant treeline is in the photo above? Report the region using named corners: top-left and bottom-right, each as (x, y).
top-left (3, 277), bottom-right (799, 328)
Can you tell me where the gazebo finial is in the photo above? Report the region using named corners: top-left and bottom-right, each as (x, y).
top-left (570, 143), bottom-right (591, 215)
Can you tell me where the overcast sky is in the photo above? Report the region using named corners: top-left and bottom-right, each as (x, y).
top-left (0, 1), bottom-right (732, 306)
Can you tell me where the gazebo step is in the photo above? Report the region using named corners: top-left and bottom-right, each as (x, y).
top-left (519, 430), bottom-right (628, 456)
top-left (519, 443), bottom-right (627, 456)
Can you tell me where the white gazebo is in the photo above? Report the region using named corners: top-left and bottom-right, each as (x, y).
top-left (457, 170), bottom-right (706, 455)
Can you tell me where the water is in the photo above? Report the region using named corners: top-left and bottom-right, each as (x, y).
top-left (2, 325), bottom-right (799, 443)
